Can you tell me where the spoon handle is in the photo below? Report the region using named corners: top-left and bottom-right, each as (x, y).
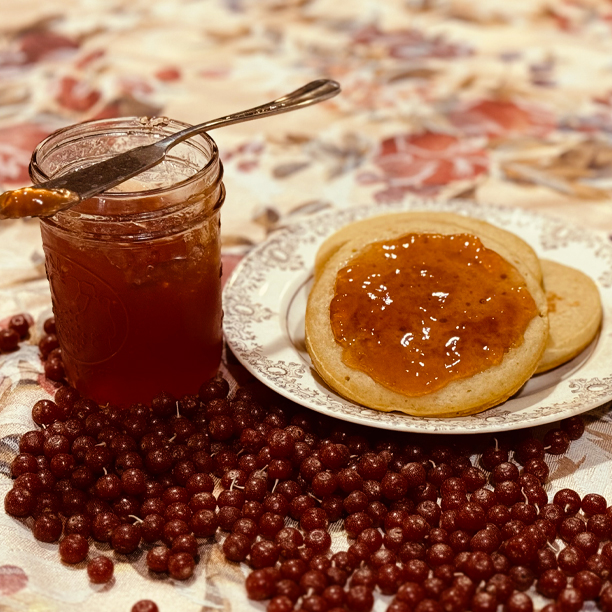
top-left (39, 79), bottom-right (340, 203)
top-left (159, 79), bottom-right (341, 147)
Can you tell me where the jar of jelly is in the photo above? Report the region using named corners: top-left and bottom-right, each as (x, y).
top-left (30, 117), bottom-right (225, 406)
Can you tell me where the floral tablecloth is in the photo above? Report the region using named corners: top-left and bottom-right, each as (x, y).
top-left (2, 1), bottom-right (612, 611)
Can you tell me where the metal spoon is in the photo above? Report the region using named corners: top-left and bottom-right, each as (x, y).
top-left (0, 79), bottom-right (340, 219)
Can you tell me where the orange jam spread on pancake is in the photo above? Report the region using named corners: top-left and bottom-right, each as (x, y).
top-left (329, 233), bottom-right (538, 396)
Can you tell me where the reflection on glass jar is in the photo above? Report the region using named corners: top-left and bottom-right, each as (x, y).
top-left (30, 117), bottom-right (225, 406)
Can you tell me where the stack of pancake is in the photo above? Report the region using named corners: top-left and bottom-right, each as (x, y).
top-left (305, 212), bottom-right (602, 418)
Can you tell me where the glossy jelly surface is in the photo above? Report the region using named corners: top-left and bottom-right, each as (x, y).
top-left (0, 187), bottom-right (78, 219)
top-left (330, 233), bottom-right (538, 396)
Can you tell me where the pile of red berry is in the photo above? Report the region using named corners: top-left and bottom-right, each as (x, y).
top-left (3, 313), bottom-right (612, 612)
top-left (0, 313), bottom-right (31, 353)
top-left (0, 312), bottom-right (64, 381)
top-left (37, 316), bottom-right (65, 382)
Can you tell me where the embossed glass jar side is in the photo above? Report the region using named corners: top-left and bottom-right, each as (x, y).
top-left (30, 117), bottom-right (225, 406)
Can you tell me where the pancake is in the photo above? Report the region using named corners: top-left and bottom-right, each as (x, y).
top-left (305, 217), bottom-right (549, 418)
top-left (314, 211), bottom-right (543, 286)
top-left (536, 259), bottom-right (602, 373)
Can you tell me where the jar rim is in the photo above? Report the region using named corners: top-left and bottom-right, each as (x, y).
top-left (30, 116), bottom-right (224, 240)
top-left (29, 116), bottom-right (220, 203)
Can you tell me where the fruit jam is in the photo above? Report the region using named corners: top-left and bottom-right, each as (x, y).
top-left (330, 233), bottom-right (538, 396)
top-left (30, 117), bottom-right (225, 406)
top-left (40, 218), bottom-right (222, 405)
top-left (0, 187), bottom-right (79, 219)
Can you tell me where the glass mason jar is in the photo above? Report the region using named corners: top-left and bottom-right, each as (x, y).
top-left (30, 117), bottom-right (225, 407)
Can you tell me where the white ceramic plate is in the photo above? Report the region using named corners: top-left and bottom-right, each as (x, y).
top-left (223, 198), bottom-right (612, 434)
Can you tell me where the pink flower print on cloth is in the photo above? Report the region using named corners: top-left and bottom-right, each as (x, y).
top-left (449, 99), bottom-right (556, 138)
top-left (363, 132), bottom-right (489, 201)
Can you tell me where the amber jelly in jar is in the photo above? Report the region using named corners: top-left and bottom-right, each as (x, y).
top-left (30, 117), bottom-right (225, 406)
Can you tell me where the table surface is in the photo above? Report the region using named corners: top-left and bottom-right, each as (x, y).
top-left (2, 1), bottom-right (612, 611)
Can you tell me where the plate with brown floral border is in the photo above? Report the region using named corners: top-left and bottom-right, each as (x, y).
top-left (222, 198), bottom-right (612, 434)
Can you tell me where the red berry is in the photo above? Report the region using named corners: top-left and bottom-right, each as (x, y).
top-left (59, 534), bottom-right (89, 564)
top-left (87, 556), bottom-right (114, 583)
top-left (0, 328), bottom-right (19, 352)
